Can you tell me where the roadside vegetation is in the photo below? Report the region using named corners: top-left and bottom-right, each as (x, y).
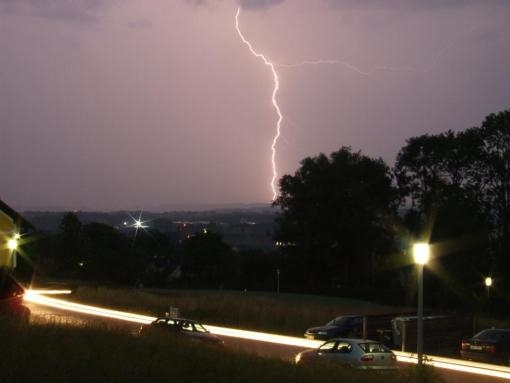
top-left (0, 320), bottom-right (443, 383)
top-left (66, 286), bottom-right (407, 336)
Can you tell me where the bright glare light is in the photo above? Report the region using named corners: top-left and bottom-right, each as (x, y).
top-left (7, 237), bottom-right (18, 251)
top-left (413, 243), bottom-right (430, 265)
top-left (485, 277), bottom-right (493, 287)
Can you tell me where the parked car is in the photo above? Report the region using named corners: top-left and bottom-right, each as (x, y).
top-left (139, 317), bottom-right (224, 345)
top-left (295, 338), bottom-right (398, 370)
top-left (304, 315), bottom-right (363, 340)
top-left (461, 328), bottom-right (510, 365)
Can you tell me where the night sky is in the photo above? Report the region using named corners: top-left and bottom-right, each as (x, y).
top-left (1, 0), bottom-right (509, 211)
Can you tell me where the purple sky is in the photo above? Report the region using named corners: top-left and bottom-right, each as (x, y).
top-left (1, 0), bottom-right (509, 211)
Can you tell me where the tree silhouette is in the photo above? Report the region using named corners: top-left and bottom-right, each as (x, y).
top-left (273, 147), bottom-right (399, 292)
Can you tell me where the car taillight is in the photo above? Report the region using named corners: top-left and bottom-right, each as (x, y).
top-left (461, 341), bottom-right (470, 350)
top-left (485, 345), bottom-right (496, 353)
top-left (360, 355), bottom-right (374, 362)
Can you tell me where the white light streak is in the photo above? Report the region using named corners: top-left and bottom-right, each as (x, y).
top-left (27, 289), bottom-right (73, 295)
top-left (235, 7), bottom-right (282, 201)
top-left (24, 291), bottom-right (155, 324)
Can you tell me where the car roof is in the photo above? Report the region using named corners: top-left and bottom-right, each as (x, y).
top-left (155, 317), bottom-right (198, 323)
top-left (324, 338), bottom-right (381, 343)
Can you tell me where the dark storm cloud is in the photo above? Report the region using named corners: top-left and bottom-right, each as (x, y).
top-left (237, 0), bottom-right (285, 11)
top-left (126, 19), bottom-right (153, 30)
top-left (322, 0), bottom-right (510, 10)
top-left (0, 0), bottom-right (107, 22)
top-left (183, 0), bottom-right (285, 11)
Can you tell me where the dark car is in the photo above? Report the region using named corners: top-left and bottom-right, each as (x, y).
top-left (139, 317), bottom-right (224, 345)
top-left (461, 328), bottom-right (510, 365)
top-left (295, 338), bottom-right (398, 370)
top-left (305, 315), bottom-right (363, 340)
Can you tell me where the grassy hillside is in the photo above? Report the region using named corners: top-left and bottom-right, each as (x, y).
top-left (66, 286), bottom-right (410, 335)
top-left (1, 320), bottom-right (441, 383)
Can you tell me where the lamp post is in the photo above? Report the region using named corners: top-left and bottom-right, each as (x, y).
top-left (485, 276), bottom-right (492, 298)
top-left (276, 269), bottom-right (280, 294)
top-left (413, 243), bottom-right (430, 366)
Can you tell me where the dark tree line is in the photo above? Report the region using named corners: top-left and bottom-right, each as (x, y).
top-left (273, 109), bottom-right (510, 307)
top-left (33, 213), bottom-right (279, 291)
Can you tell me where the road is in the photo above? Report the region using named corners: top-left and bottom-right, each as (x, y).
top-left (25, 300), bottom-right (508, 383)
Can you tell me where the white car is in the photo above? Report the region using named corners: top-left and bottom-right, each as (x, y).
top-left (295, 338), bottom-right (398, 370)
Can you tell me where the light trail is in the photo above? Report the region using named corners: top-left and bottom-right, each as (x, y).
top-left (26, 289), bottom-right (73, 295)
top-left (394, 352), bottom-right (510, 380)
top-left (235, 7), bottom-right (282, 201)
top-left (24, 291), bottom-right (510, 379)
top-left (24, 291), bottom-right (155, 324)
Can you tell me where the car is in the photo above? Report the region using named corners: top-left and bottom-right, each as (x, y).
top-left (295, 338), bottom-right (398, 370)
top-left (304, 315), bottom-right (363, 340)
top-left (139, 317), bottom-right (224, 345)
top-left (461, 328), bottom-right (510, 365)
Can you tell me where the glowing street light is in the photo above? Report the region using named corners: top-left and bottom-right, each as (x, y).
top-left (413, 242), bottom-right (430, 366)
top-left (7, 237), bottom-right (18, 251)
top-left (485, 276), bottom-right (493, 298)
top-left (7, 232), bottom-right (20, 251)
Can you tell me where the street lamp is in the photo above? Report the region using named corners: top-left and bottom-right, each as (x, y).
top-left (413, 243), bottom-right (430, 366)
top-left (485, 276), bottom-right (493, 298)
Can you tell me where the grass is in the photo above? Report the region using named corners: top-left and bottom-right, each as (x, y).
top-left (64, 286), bottom-right (409, 335)
top-left (0, 319), bottom-right (443, 383)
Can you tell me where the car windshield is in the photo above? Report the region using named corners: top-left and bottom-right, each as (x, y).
top-left (475, 330), bottom-right (510, 342)
top-left (358, 342), bottom-right (390, 353)
top-left (193, 323), bottom-right (209, 333)
top-left (327, 316), bottom-right (355, 326)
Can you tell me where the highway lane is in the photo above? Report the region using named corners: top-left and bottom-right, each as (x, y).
top-left (24, 297), bottom-right (509, 383)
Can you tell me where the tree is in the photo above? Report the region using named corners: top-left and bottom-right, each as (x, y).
top-left (479, 111), bottom-right (510, 239)
top-left (393, 114), bottom-right (510, 302)
top-left (81, 222), bottom-right (131, 283)
top-left (180, 231), bottom-right (239, 289)
top-left (273, 147), bottom-right (399, 292)
top-left (477, 110), bottom-right (510, 278)
top-left (55, 212), bottom-right (84, 275)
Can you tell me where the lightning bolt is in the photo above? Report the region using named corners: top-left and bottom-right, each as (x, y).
top-left (275, 31), bottom-right (463, 75)
top-left (235, 6), bottom-right (468, 201)
top-left (235, 7), bottom-right (282, 201)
